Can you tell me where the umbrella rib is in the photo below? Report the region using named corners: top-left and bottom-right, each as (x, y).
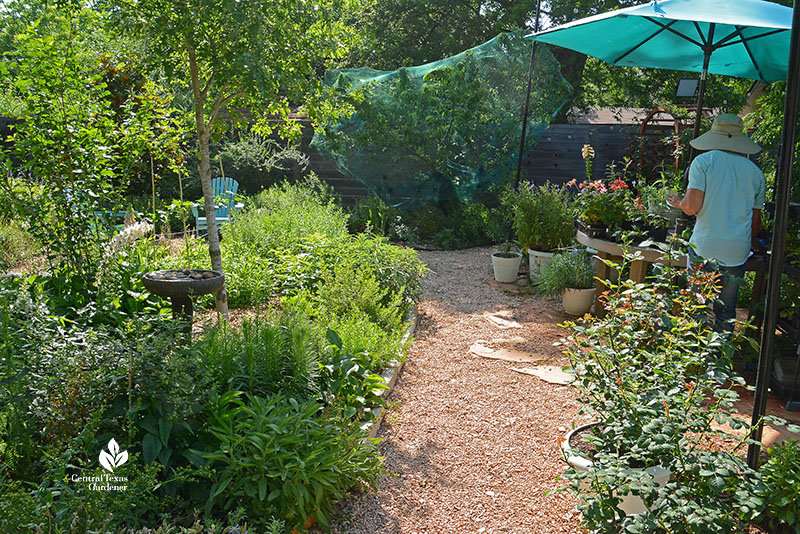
top-left (694, 21), bottom-right (709, 46)
top-left (712, 28), bottom-right (744, 48)
top-left (716, 28), bottom-right (787, 49)
top-left (613, 19), bottom-right (676, 64)
top-left (642, 17), bottom-right (704, 48)
top-left (734, 26), bottom-right (767, 80)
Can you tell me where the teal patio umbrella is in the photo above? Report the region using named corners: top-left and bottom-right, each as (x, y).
top-left (528, 0), bottom-right (792, 144)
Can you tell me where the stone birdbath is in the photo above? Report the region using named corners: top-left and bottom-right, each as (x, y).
top-left (142, 269), bottom-right (224, 332)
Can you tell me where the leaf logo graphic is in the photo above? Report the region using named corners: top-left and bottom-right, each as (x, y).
top-left (99, 438), bottom-right (128, 473)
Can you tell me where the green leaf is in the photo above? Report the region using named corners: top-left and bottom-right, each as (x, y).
top-left (142, 433), bottom-right (162, 464)
top-left (326, 328), bottom-right (343, 349)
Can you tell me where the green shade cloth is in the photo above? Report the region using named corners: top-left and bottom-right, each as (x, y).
top-left (312, 31), bottom-right (571, 209)
top-left (529, 0), bottom-right (792, 82)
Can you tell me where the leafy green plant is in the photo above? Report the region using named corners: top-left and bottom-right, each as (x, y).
top-left (319, 329), bottom-right (390, 421)
top-left (224, 176), bottom-right (348, 256)
top-left (560, 251), bottom-right (768, 533)
top-left (325, 309), bottom-right (410, 372)
top-left (757, 440), bottom-right (800, 533)
top-left (348, 195), bottom-right (403, 237)
top-left (503, 182), bottom-right (574, 252)
top-left (199, 391), bottom-right (381, 530)
top-left (536, 250), bottom-right (594, 296)
top-left (197, 314), bottom-right (325, 400)
top-left (493, 241), bottom-right (521, 258)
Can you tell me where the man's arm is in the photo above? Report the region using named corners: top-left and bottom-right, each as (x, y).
top-left (751, 209), bottom-right (764, 252)
top-left (668, 188), bottom-right (705, 215)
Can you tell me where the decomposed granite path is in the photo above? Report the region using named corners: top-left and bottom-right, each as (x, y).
top-left (330, 247), bottom-right (583, 534)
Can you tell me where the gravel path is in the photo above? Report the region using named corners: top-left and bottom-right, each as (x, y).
top-left (331, 247), bottom-right (583, 534)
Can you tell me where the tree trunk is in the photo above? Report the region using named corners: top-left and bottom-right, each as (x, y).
top-left (187, 40), bottom-right (229, 320)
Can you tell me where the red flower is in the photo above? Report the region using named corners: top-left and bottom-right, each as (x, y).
top-left (610, 178), bottom-right (629, 191)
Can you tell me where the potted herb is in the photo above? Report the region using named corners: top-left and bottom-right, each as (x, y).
top-left (536, 250), bottom-right (595, 315)
top-left (491, 242), bottom-right (522, 283)
top-left (503, 182), bottom-right (574, 276)
top-left (559, 257), bottom-right (767, 529)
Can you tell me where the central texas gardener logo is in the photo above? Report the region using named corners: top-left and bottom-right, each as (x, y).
top-left (99, 438), bottom-right (128, 473)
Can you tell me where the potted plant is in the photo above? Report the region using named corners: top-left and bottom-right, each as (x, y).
top-left (536, 250), bottom-right (595, 315)
top-left (491, 242), bottom-right (523, 283)
top-left (558, 257), bottom-right (767, 530)
top-left (503, 182), bottom-right (574, 276)
top-left (570, 177), bottom-right (633, 241)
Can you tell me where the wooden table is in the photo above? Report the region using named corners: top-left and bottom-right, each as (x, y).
top-left (576, 230), bottom-right (767, 319)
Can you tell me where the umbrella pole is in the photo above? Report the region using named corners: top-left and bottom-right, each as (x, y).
top-left (746, 0), bottom-right (800, 470)
top-left (689, 52), bottom-right (710, 160)
top-left (687, 27), bottom-right (715, 171)
top-left (513, 0), bottom-right (543, 192)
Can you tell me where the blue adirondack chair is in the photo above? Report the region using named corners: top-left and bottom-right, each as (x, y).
top-left (191, 177), bottom-right (240, 236)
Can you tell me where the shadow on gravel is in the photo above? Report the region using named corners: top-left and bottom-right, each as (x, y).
top-left (329, 436), bottom-right (448, 534)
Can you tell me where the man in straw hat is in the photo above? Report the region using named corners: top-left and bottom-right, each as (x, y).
top-left (668, 113), bottom-right (766, 334)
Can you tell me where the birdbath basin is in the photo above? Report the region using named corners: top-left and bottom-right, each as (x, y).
top-left (142, 269), bottom-right (224, 331)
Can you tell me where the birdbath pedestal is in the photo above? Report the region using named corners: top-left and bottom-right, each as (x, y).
top-left (141, 269), bottom-right (224, 332)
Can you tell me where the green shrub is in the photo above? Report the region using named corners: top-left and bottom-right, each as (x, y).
top-left (758, 440), bottom-right (800, 533)
top-left (348, 195), bottom-right (402, 236)
top-left (414, 200), bottom-right (506, 248)
top-left (26, 451), bottom-right (166, 531)
top-left (318, 334), bottom-right (389, 422)
top-left (339, 233), bottom-right (426, 310)
top-left (0, 217), bottom-right (37, 270)
top-left (199, 391), bottom-right (381, 531)
top-left (225, 176), bottom-right (348, 255)
top-left (196, 314), bottom-right (325, 400)
top-left (327, 311), bottom-right (410, 371)
top-left (504, 182), bottom-right (574, 252)
top-left (537, 250), bottom-right (595, 297)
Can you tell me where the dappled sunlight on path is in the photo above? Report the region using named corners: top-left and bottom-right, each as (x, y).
top-left (330, 247), bottom-right (582, 534)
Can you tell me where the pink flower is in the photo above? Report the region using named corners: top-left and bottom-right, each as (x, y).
top-left (567, 178), bottom-right (577, 187)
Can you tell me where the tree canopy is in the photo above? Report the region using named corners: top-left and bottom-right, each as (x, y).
top-left (110, 0), bottom-right (365, 317)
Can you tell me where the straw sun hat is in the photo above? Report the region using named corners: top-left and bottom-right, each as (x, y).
top-left (689, 113), bottom-right (761, 155)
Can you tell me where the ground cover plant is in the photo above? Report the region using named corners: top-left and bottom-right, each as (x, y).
top-left (0, 176), bottom-right (424, 532)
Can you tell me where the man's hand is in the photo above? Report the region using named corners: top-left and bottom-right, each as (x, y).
top-left (667, 194), bottom-right (682, 209)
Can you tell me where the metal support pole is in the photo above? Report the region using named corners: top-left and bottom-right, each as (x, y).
top-left (513, 0), bottom-right (544, 190)
top-left (746, 0), bottom-right (800, 470)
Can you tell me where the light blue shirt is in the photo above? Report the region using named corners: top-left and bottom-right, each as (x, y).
top-left (687, 150), bottom-right (765, 267)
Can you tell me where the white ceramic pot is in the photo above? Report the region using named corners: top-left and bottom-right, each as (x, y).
top-left (561, 423), bottom-right (670, 516)
top-left (491, 252), bottom-right (522, 283)
top-left (562, 288), bottom-right (596, 316)
top-left (528, 249), bottom-right (554, 277)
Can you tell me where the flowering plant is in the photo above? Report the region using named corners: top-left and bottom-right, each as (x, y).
top-left (559, 253), bottom-right (774, 533)
top-left (569, 177), bottom-right (635, 228)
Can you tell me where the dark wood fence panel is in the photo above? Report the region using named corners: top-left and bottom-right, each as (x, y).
top-left (522, 123), bottom-right (637, 186)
